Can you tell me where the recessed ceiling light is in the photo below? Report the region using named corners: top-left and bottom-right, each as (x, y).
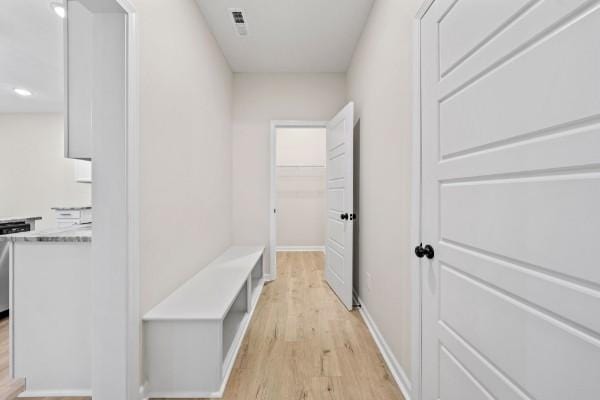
top-left (51, 2), bottom-right (66, 19)
top-left (13, 88), bottom-right (32, 97)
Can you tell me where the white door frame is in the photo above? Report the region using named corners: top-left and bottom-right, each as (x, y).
top-left (410, 1), bottom-right (436, 400)
top-left (121, 1), bottom-right (140, 398)
top-left (91, 0), bottom-right (140, 398)
top-left (269, 120), bottom-right (327, 280)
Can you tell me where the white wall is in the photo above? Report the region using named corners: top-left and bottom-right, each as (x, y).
top-left (347, 0), bottom-right (422, 384)
top-left (0, 113), bottom-right (91, 230)
top-left (276, 128), bottom-right (326, 167)
top-left (232, 73), bottom-right (346, 273)
top-left (276, 128), bottom-right (326, 248)
top-left (138, 0), bottom-right (233, 314)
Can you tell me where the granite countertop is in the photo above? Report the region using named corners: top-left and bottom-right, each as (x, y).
top-left (0, 225), bottom-right (92, 243)
top-left (0, 216), bottom-right (42, 224)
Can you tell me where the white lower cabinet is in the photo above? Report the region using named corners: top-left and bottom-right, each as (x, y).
top-left (11, 241), bottom-right (92, 397)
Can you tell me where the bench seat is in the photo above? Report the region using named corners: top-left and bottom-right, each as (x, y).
top-left (143, 246), bottom-right (265, 398)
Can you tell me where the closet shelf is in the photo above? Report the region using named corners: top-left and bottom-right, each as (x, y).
top-left (276, 165), bottom-right (325, 168)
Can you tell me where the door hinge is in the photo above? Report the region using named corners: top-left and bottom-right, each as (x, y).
top-left (349, 213), bottom-right (356, 221)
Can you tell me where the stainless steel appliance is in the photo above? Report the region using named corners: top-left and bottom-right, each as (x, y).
top-left (0, 221), bottom-right (33, 316)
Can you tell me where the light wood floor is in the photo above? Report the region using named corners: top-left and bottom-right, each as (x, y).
top-left (0, 251), bottom-right (403, 400)
top-left (164, 251), bottom-right (405, 400)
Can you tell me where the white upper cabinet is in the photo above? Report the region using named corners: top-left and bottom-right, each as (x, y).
top-left (65, 1), bottom-right (93, 160)
top-left (64, 0), bottom-right (127, 161)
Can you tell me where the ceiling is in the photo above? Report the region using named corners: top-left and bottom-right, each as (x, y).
top-left (195, 0), bottom-right (375, 73)
top-left (0, 0), bottom-right (374, 112)
top-left (0, 0), bottom-right (64, 113)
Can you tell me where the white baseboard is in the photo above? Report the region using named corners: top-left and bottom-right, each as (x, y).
top-left (142, 390), bottom-right (221, 398)
top-left (276, 245), bottom-right (325, 252)
top-left (355, 293), bottom-right (412, 400)
top-left (19, 389), bottom-right (92, 397)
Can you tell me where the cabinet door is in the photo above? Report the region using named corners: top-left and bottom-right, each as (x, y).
top-left (65, 0), bottom-right (93, 160)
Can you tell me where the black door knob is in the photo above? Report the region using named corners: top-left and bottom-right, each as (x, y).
top-left (415, 243), bottom-right (435, 259)
top-left (340, 213), bottom-right (349, 220)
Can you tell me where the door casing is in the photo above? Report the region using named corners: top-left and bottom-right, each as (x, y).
top-left (69, 0), bottom-right (141, 398)
top-left (410, 1), bottom-right (438, 400)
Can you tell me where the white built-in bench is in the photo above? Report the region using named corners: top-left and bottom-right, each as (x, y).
top-left (143, 246), bottom-right (265, 398)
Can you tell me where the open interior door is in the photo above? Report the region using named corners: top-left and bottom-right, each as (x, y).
top-left (325, 102), bottom-right (354, 310)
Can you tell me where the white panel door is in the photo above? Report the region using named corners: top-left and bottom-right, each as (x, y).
top-left (325, 102), bottom-right (354, 310)
top-left (420, 1), bottom-right (600, 399)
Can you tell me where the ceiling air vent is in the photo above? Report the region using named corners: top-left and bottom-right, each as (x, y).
top-left (229, 8), bottom-right (248, 36)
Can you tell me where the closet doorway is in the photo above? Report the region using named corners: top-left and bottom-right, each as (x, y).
top-left (269, 121), bottom-right (327, 279)
top-left (270, 103), bottom-right (355, 309)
